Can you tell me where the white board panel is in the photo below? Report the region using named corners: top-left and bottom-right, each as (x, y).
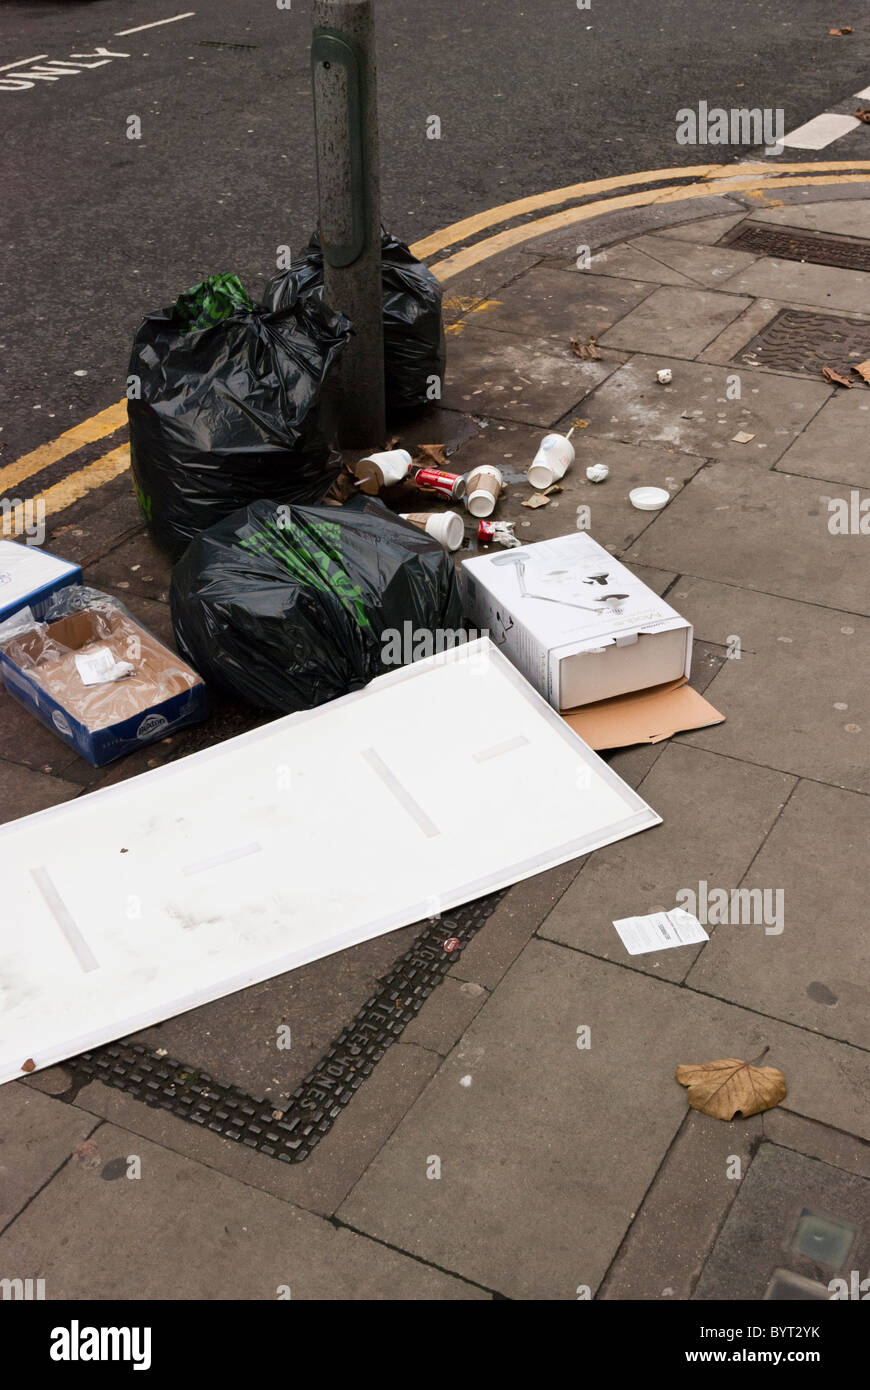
top-left (0, 640), bottom-right (660, 1083)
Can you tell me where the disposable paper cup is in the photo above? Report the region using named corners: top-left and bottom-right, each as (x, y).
top-left (527, 433), bottom-right (575, 490)
top-left (355, 448), bottom-right (412, 494)
top-left (400, 511), bottom-right (464, 551)
top-left (464, 464), bottom-right (504, 518)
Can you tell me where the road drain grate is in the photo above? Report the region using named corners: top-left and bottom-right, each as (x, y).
top-left (725, 223), bottom-right (870, 273)
top-left (736, 308), bottom-right (870, 375)
top-left (67, 891), bottom-right (504, 1164)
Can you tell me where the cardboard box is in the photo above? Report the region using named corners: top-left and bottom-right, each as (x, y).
top-left (462, 531), bottom-right (692, 711)
top-left (0, 596), bottom-right (208, 765)
top-left (0, 541), bottom-right (82, 623)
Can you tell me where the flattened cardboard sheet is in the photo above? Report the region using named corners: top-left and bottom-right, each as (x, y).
top-left (562, 676), bottom-right (725, 751)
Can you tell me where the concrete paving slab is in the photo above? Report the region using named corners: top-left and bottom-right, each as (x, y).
top-left (0, 1084), bottom-right (97, 1232)
top-left (599, 1112), bottom-right (762, 1299)
top-left (0, 759), bottom-right (81, 825)
top-left (0, 1121), bottom-right (488, 1299)
top-left (443, 324), bottom-right (620, 427)
top-left (686, 779), bottom-right (870, 1049)
top-left (763, 1110), bottom-right (870, 1181)
top-left (449, 861), bottom-right (581, 992)
top-left (659, 213), bottom-right (749, 245)
top-left (476, 266), bottom-right (654, 345)
top-left (584, 242), bottom-right (695, 286)
top-left (775, 387), bottom-right (870, 488)
top-left (0, 682), bottom-right (90, 782)
top-left (401, 978), bottom-right (489, 1056)
top-left (71, 1041), bottom-right (442, 1220)
top-left (579, 355), bottom-right (830, 462)
top-left (748, 199), bottom-right (870, 238)
top-left (666, 576), bottom-right (870, 793)
top-left (521, 197), bottom-right (747, 259)
top-left (338, 942), bottom-right (870, 1298)
top-left (719, 257), bottom-right (870, 315)
top-left (599, 286), bottom-right (753, 358)
top-left (627, 460), bottom-right (870, 615)
top-left (627, 235), bottom-right (760, 289)
top-left (694, 1143), bottom-right (870, 1299)
top-left (539, 743), bottom-right (794, 983)
top-left (86, 530), bottom-right (172, 604)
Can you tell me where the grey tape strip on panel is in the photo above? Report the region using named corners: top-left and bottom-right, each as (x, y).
top-left (182, 843), bottom-right (263, 877)
top-left (363, 748), bottom-right (440, 839)
top-left (31, 866), bottom-right (100, 973)
top-left (472, 735), bottom-right (530, 763)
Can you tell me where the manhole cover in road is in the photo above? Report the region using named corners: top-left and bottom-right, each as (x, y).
top-left (725, 223), bottom-right (870, 272)
top-left (736, 308), bottom-right (870, 376)
top-left (64, 890), bottom-right (504, 1165)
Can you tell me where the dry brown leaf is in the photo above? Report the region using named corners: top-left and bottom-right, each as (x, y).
top-left (852, 358), bottom-right (870, 384)
top-left (830, 26), bottom-right (854, 35)
top-left (822, 365), bottom-right (853, 387)
top-left (676, 1056), bottom-right (786, 1120)
top-left (855, 108), bottom-right (870, 123)
top-left (570, 336), bottom-right (602, 360)
top-left (414, 443), bottom-right (449, 467)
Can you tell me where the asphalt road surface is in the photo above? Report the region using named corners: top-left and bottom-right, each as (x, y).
top-left (3, 1), bottom-right (870, 466)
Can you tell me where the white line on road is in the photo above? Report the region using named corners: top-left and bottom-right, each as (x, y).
top-left (0, 55), bottom-right (47, 71)
top-left (781, 112), bottom-right (862, 150)
top-left (114, 13), bottom-right (195, 38)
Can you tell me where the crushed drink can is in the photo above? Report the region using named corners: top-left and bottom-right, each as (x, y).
top-left (414, 466), bottom-right (467, 501)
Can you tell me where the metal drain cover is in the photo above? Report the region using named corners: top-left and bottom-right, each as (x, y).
top-left (737, 308), bottom-right (870, 375)
top-left (726, 223), bottom-right (870, 273)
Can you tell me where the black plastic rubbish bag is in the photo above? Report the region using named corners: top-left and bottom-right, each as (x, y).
top-left (264, 231), bottom-right (446, 415)
top-left (170, 496), bottom-right (465, 713)
top-left (128, 275), bottom-right (351, 562)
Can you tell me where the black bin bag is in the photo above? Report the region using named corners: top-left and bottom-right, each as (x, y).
top-left (170, 496), bottom-right (464, 713)
top-left (264, 231), bottom-right (446, 415)
top-left (128, 274), bottom-right (351, 561)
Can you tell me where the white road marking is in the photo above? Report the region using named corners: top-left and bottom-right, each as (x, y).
top-left (0, 55), bottom-right (47, 70)
top-left (781, 112), bottom-right (862, 150)
top-left (114, 12), bottom-right (196, 37)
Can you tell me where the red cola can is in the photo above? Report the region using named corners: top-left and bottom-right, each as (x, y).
top-left (414, 466), bottom-right (466, 501)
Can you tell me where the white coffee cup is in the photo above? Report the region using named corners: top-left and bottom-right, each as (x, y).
top-left (464, 464), bottom-right (504, 517)
top-left (355, 448), bottom-right (412, 494)
top-left (400, 511), bottom-right (465, 551)
top-left (527, 433), bottom-right (575, 490)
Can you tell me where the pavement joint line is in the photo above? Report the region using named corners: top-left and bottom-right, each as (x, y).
top-left (329, 1213), bottom-right (506, 1298)
top-left (8, 162), bottom-right (870, 526)
top-left (0, 1105), bottom-right (103, 1241)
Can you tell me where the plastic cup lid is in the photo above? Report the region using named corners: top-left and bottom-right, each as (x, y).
top-left (629, 486), bottom-right (670, 511)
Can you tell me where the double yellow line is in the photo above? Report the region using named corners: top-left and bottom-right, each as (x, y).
top-left (5, 158), bottom-right (870, 537)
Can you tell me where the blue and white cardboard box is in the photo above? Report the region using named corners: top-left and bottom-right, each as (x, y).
top-left (0, 541), bottom-right (82, 623)
top-left (0, 604), bottom-right (208, 767)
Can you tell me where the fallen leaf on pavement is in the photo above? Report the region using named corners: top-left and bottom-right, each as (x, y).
top-left (570, 336), bottom-right (602, 360)
top-left (676, 1056), bottom-right (786, 1120)
top-left (829, 26), bottom-right (854, 35)
top-left (822, 366), bottom-right (853, 387)
top-left (852, 358), bottom-right (870, 384)
top-left (414, 443), bottom-right (449, 467)
top-left (855, 108), bottom-right (870, 123)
